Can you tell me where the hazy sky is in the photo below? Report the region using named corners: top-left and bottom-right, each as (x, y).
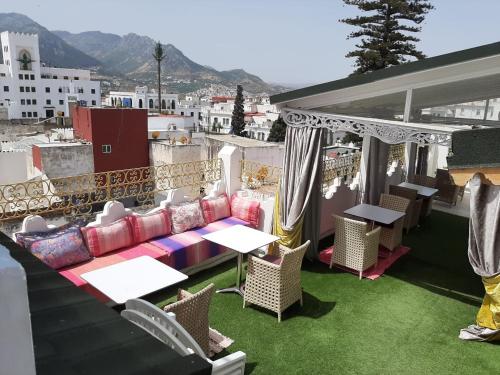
top-left (3, 0), bottom-right (500, 85)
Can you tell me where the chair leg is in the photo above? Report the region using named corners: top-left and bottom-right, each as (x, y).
top-left (300, 293), bottom-right (303, 307)
top-left (278, 312), bottom-right (281, 322)
top-left (359, 270), bottom-right (363, 280)
top-left (242, 299), bottom-right (246, 308)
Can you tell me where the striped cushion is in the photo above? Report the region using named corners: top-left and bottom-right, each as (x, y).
top-left (81, 218), bottom-right (135, 257)
top-left (148, 216), bottom-right (249, 270)
top-left (200, 193), bottom-right (231, 224)
top-left (230, 194), bottom-right (260, 228)
top-left (129, 209), bottom-right (171, 242)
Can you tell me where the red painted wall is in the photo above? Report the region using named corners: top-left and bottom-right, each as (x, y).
top-left (72, 107), bottom-right (149, 173)
top-left (32, 145), bottom-right (42, 171)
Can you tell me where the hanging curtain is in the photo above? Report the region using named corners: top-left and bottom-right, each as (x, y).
top-left (273, 125), bottom-right (324, 259)
top-left (459, 174), bottom-right (500, 341)
top-left (363, 137), bottom-right (389, 205)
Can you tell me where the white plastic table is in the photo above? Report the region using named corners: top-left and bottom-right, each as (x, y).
top-left (202, 225), bottom-right (279, 296)
top-left (81, 256), bottom-right (188, 304)
top-left (398, 182), bottom-right (438, 198)
top-left (344, 203), bottom-right (405, 227)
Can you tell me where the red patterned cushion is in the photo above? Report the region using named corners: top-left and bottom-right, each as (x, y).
top-left (200, 193), bottom-right (231, 224)
top-left (128, 209), bottom-right (171, 242)
top-left (169, 200), bottom-right (206, 234)
top-left (81, 218), bottom-right (135, 257)
top-left (230, 194), bottom-right (260, 228)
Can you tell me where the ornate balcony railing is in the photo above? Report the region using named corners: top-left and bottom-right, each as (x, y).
top-left (387, 143), bottom-right (406, 169)
top-left (0, 159), bottom-right (222, 223)
top-left (322, 152), bottom-right (361, 185)
top-left (240, 160), bottom-right (282, 198)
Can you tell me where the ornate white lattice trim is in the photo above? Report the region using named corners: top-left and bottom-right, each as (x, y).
top-left (282, 108), bottom-right (452, 146)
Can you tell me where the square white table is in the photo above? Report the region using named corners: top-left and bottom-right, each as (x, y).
top-left (202, 224), bottom-right (279, 296)
top-left (81, 256), bottom-right (188, 304)
top-left (398, 182), bottom-right (438, 198)
top-left (344, 203), bottom-right (405, 227)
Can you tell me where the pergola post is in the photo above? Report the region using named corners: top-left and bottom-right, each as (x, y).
top-left (403, 89), bottom-right (417, 179)
top-left (359, 135), bottom-right (372, 203)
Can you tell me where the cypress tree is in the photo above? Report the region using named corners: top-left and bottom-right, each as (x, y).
top-left (341, 0), bottom-right (433, 74)
top-left (267, 116), bottom-right (287, 142)
top-left (231, 85), bottom-right (246, 136)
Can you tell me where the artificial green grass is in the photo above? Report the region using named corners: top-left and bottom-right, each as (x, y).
top-left (149, 211), bottom-right (500, 375)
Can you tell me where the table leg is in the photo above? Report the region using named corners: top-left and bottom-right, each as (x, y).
top-left (216, 252), bottom-right (244, 297)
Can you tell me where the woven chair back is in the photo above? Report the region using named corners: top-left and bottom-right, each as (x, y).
top-left (379, 193), bottom-right (410, 213)
top-left (280, 240), bottom-right (310, 276)
top-left (389, 185), bottom-right (418, 201)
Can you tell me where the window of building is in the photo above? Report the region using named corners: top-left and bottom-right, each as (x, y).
top-left (64, 76), bottom-right (68, 80)
top-left (102, 144), bottom-right (112, 154)
top-left (74, 77), bottom-right (79, 80)
top-left (92, 100), bottom-right (96, 106)
top-left (33, 112), bottom-right (37, 117)
top-left (58, 88), bottom-right (62, 93)
top-left (27, 112), bottom-right (32, 117)
top-left (91, 88), bottom-right (96, 94)
top-left (19, 74), bottom-right (23, 80)
top-left (181, 111), bottom-right (184, 116)
top-left (78, 88), bottom-right (84, 94)
top-left (0, 73), bottom-right (5, 77)
top-left (31, 87), bottom-right (36, 92)
top-left (46, 99), bottom-right (51, 105)
top-left (45, 87), bottom-right (50, 93)
top-left (3, 86), bottom-right (8, 92)
top-left (25, 86), bottom-right (29, 92)
top-left (52, 75), bottom-right (58, 79)
top-left (24, 74), bottom-right (29, 80)
top-left (32, 99), bottom-right (37, 105)
top-left (59, 100), bottom-right (64, 105)
top-left (21, 99), bottom-right (25, 105)
top-left (6, 60), bottom-right (10, 66)
top-left (190, 112), bottom-right (194, 117)
top-left (22, 112), bottom-right (26, 118)
top-left (3, 46), bottom-right (7, 53)
top-left (27, 99), bottom-right (31, 105)
top-left (30, 74), bottom-right (35, 80)
top-left (20, 86), bottom-right (24, 92)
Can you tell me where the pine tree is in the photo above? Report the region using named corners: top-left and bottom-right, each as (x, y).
top-left (231, 85), bottom-right (246, 136)
top-left (341, 0), bottom-right (433, 74)
top-left (267, 116), bottom-right (287, 142)
top-left (152, 42), bottom-right (166, 113)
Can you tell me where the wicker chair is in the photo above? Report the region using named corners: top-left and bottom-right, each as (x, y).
top-left (378, 194), bottom-right (410, 251)
top-left (388, 185), bottom-right (423, 232)
top-left (163, 283), bottom-right (214, 356)
top-left (435, 168), bottom-right (462, 206)
top-left (330, 215), bottom-right (381, 279)
top-left (243, 240), bottom-right (310, 322)
top-left (122, 299), bottom-right (246, 375)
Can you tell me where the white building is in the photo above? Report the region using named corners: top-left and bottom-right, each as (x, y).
top-left (0, 32), bottom-right (100, 120)
top-left (107, 86), bottom-right (178, 112)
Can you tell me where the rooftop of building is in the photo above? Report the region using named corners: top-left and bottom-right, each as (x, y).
top-left (206, 134), bottom-right (279, 148)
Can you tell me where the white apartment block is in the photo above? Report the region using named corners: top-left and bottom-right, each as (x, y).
top-left (107, 86), bottom-right (178, 112)
top-left (0, 32), bottom-right (100, 120)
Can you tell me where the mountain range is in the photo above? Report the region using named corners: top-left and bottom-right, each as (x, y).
top-left (0, 13), bottom-right (277, 93)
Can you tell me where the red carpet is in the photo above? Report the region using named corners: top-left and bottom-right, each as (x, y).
top-left (319, 245), bottom-right (410, 280)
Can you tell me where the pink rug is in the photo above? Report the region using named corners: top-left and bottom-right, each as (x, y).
top-left (319, 245), bottom-right (410, 280)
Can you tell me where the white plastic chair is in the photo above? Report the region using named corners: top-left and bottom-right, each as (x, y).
top-left (121, 299), bottom-right (246, 375)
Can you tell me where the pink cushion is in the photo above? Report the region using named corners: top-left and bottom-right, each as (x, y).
top-left (200, 193), bottom-right (231, 224)
top-left (129, 209), bottom-right (171, 242)
top-left (169, 200), bottom-right (206, 234)
top-left (230, 194), bottom-right (260, 228)
top-left (81, 218), bottom-right (135, 257)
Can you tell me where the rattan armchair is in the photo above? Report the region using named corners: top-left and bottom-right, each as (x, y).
top-left (243, 240), bottom-right (310, 322)
top-left (435, 168), bottom-right (462, 206)
top-left (378, 194), bottom-right (410, 251)
top-left (163, 283), bottom-right (214, 356)
top-left (389, 185), bottom-right (423, 232)
top-left (331, 215), bottom-right (381, 279)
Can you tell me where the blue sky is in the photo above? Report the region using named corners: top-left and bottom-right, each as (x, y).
top-left (4, 0), bottom-right (500, 85)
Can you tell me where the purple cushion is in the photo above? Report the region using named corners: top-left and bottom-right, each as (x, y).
top-left (16, 222), bottom-right (91, 269)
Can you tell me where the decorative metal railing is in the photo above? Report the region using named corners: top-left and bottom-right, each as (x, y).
top-left (387, 143), bottom-right (406, 169)
top-left (0, 159), bottom-right (222, 223)
top-left (322, 152), bottom-right (361, 185)
top-left (240, 160), bottom-right (282, 197)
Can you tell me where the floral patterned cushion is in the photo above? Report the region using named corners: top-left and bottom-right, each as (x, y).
top-left (80, 218), bottom-right (135, 257)
top-left (230, 194), bottom-right (261, 228)
top-left (15, 221), bottom-right (91, 269)
top-left (128, 209), bottom-right (171, 242)
top-left (200, 193), bottom-right (231, 224)
top-left (169, 200), bottom-right (206, 234)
